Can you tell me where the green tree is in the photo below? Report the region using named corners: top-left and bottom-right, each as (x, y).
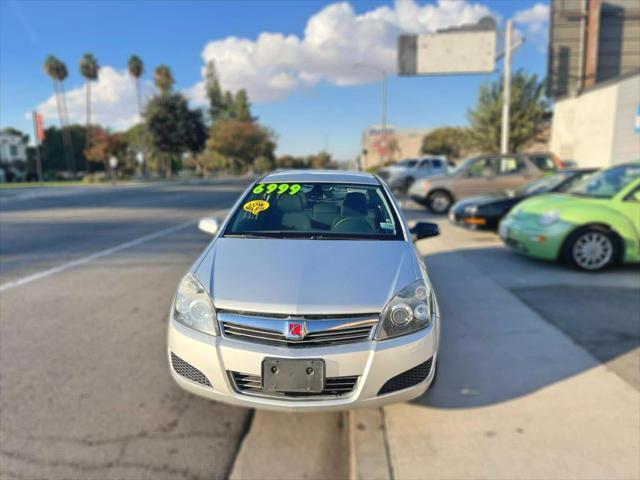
top-left (207, 119), bottom-right (276, 173)
top-left (309, 151), bottom-right (332, 169)
top-left (467, 70), bottom-right (548, 153)
top-left (153, 65), bottom-right (174, 95)
top-left (223, 91), bottom-right (234, 118)
top-left (232, 89), bottom-right (253, 121)
top-left (128, 54), bottom-right (145, 118)
top-left (252, 156), bottom-right (274, 174)
top-left (205, 60), bottom-right (226, 122)
top-left (276, 155), bottom-right (307, 169)
top-left (421, 127), bottom-right (472, 160)
top-left (79, 53), bottom-right (100, 159)
top-left (41, 125), bottom-right (90, 173)
top-left (145, 93), bottom-right (206, 177)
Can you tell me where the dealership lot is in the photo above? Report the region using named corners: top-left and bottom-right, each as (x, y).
top-left (0, 182), bottom-right (638, 479)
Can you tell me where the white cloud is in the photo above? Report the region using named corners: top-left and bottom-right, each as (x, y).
top-left (32, 66), bottom-right (154, 130)
top-left (188, 0), bottom-right (495, 103)
top-left (31, 0), bottom-right (499, 130)
top-left (514, 3), bottom-right (549, 52)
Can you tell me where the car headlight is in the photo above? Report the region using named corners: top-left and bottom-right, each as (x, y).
top-left (465, 205), bottom-right (478, 215)
top-left (375, 280), bottom-right (433, 340)
top-left (173, 273), bottom-right (218, 336)
top-left (538, 210), bottom-right (560, 226)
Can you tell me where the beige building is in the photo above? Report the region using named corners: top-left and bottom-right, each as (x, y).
top-left (550, 73), bottom-right (639, 166)
top-left (548, 0), bottom-right (640, 166)
top-left (360, 125), bottom-right (432, 170)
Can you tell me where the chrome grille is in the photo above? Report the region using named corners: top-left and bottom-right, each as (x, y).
top-left (230, 371), bottom-right (358, 398)
top-left (171, 352), bottom-right (212, 387)
top-left (219, 311), bottom-right (378, 348)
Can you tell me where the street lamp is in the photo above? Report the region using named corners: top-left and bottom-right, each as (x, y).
top-left (353, 63), bottom-right (388, 168)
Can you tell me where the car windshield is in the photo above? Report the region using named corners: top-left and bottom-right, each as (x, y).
top-left (568, 164), bottom-right (640, 198)
top-left (515, 172), bottom-right (572, 195)
top-left (224, 181), bottom-right (403, 240)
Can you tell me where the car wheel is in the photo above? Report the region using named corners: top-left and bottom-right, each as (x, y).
top-left (564, 227), bottom-right (618, 271)
top-left (427, 190), bottom-right (453, 214)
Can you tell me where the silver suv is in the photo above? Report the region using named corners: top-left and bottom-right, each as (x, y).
top-left (378, 156), bottom-right (449, 193)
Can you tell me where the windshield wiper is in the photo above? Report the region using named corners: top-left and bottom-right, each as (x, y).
top-left (224, 232), bottom-right (285, 239)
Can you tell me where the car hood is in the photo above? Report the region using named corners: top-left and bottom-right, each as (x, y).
top-left (201, 238), bottom-right (419, 315)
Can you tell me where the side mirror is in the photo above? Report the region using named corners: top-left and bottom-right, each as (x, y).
top-left (633, 190), bottom-right (640, 202)
top-left (410, 222), bottom-right (440, 241)
top-left (198, 217), bottom-right (220, 235)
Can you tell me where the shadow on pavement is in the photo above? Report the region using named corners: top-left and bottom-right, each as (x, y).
top-left (411, 246), bottom-right (640, 409)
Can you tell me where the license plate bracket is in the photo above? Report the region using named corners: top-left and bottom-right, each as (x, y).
top-left (262, 358), bottom-right (325, 393)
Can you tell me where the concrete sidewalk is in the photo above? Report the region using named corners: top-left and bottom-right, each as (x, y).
top-left (374, 227), bottom-right (640, 480)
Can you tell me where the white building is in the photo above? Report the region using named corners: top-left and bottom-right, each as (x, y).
top-left (0, 132), bottom-right (27, 164)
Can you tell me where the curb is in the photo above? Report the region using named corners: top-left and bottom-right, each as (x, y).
top-left (347, 408), bottom-right (392, 480)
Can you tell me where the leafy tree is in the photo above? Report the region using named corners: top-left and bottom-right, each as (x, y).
top-left (144, 93), bottom-right (206, 177)
top-left (84, 127), bottom-right (128, 172)
top-left (205, 60), bottom-right (226, 122)
top-left (276, 155), bottom-right (307, 169)
top-left (207, 119), bottom-right (276, 173)
top-left (233, 89), bottom-right (253, 121)
top-left (421, 127), bottom-right (472, 160)
top-left (252, 156), bottom-right (274, 174)
top-left (309, 151), bottom-right (332, 169)
top-left (223, 91), bottom-right (235, 118)
top-left (128, 54), bottom-right (145, 117)
top-left (40, 125), bottom-right (89, 173)
top-left (467, 70), bottom-right (548, 153)
top-left (153, 65), bottom-right (174, 95)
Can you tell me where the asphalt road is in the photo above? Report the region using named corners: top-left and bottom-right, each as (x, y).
top-left (0, 180), bottom-right (254, 480)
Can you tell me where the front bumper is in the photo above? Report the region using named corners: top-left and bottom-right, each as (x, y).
top-left (167, 316), bottom-right (437, 412)
top-left (499, 216), bottom-right (570, 260)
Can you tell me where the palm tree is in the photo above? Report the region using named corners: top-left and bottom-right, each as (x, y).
top-left (43, 55), bottom-right (74, 172)
top-left (153, 65), bottom-right (174, 95)
top-left (79, 53), bottom-right (99, 157)
top-left (128, 54), bottom-right (144, 119)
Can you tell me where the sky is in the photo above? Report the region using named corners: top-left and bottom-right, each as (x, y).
top-left (0, 0), bottom-right (549, 160)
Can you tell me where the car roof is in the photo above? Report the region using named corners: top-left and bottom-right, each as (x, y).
top-left (260, 169), bottom-right (379, 185)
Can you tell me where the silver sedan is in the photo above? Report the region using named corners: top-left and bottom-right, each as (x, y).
top-left (167, 170), bottom-right (441, 411)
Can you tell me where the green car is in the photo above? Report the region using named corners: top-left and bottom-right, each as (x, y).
top-left (499, 162), bottom-right (640, 271)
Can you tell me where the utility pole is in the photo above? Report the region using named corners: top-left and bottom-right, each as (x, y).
top-left (500, 19), bottom-right (513, 154)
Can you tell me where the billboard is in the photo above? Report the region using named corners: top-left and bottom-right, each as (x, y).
top-left (398, 16), bottom-right (497, 76)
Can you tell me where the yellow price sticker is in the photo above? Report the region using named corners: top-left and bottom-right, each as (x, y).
top-left (243, 200), bottom-right (270, 215)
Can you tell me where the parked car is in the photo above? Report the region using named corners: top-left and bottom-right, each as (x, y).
top-left (499, 162), bottom-right (640, 271)
top-left (378, 156), bottom-right (449, 194)
top-left (450, 168), bottom-right (597, 230)
top-left (168, 170), bottom-right (441, 411)
top-left (409, 153), bottom-right (559, 214)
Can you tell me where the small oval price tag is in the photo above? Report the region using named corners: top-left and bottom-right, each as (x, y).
top-left (243, 200), bottom-right (270, 215)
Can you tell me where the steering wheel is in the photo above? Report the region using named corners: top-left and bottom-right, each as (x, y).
top-left (332, 216), bottom-right (375, 233)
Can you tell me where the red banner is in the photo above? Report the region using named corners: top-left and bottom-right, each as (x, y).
top-left (35, 113), bottom-right (45, 141)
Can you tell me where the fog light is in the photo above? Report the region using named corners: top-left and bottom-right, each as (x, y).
top-left (413, 303), bottom-right (429, 321)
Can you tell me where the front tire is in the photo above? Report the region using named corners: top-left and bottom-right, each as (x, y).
top-left (427, 190), bottom-right (453, 214)
top-left (563, 226), bottom-right (619, 271)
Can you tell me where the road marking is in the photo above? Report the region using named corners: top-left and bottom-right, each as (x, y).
top-left (0, 219), bottom-right (196, 292)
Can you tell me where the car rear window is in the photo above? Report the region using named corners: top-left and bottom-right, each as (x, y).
top-left (224, 182), bottom-right (404, 240)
